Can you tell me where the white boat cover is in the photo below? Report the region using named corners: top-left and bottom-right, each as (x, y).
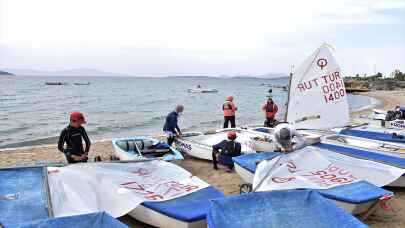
top-left (47, 161), bottom-right (209, 218)
top-left (253, 146), bottom-right (404, 191)
top-left (287, 44), bottom-right (349, 129)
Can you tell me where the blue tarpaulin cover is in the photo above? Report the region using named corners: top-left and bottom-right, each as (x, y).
top-left (232, 152), bottom-right (280, 173)
top-left (142, 186), bottom-right (224, 222)
top-left (12, 212), bottom-right (127, 228)
top-left (316, 143), bottom-right (405, 169)
top-left (340, 129), bottom-right (405, 144)
top-left (0, 167), bottom-right (50, 227)
top-left (207, 190), bottom-right (366, 228)
top-left (232, 151), bottom-right (391, 203)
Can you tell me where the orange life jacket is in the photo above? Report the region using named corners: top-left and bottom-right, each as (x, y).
top-left (223, 101), bottom-right (236, 117)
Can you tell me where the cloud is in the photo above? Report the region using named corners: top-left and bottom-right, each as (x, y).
top-left (0, 0), bottom-right (404, 76)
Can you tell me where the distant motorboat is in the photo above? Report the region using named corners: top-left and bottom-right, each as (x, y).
top-left (260, 83), bottom-right (288, 91)
top-left (73, 82), bottom-right (90, 85)
top-left (187, 88), bottom-right (218, 93)
top-left (45, 82), bottom-right (67, 85)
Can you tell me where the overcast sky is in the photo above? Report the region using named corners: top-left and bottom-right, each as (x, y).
top-left (0, 0), bottom-right (404, 76)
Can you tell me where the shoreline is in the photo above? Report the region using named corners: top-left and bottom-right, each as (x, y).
top-left (1, 90), bottom-right (405, 227)
top-left (0, 93), bottom-right (382, 152)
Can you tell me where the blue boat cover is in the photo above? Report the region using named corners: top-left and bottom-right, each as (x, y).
top-left (253, 128), bottom-right (272, 133)
top-left (232, 152), bottom-right (280, 173)
top-left (318, 181), bottom-right (391, 204)
top-left (340, 129), bottom-right (405, 144)
top-left (12, 212), bottom-right (127, 228)
top-left (207, 190), bottom-right (366, 228)
top-left (233, 151), bottom-right (391, 203)
top-left (142, 186), bottom-right (224, 222)
top-left (316, 143), bottom-right (405, 169)
top-left (0, 167), bottom-right (50, 227)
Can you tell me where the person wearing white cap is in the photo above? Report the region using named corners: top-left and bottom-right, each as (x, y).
top-left (273, 123), bottom-right (306, 153)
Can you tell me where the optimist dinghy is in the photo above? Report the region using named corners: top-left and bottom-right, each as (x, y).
top-left (47, 160), bottom-right (224, 228)
top-left (232, 152), bottom-right (393, 215)
top-left (207, 190), bottom-right (367, 228)
top-left (175, 128), bottom-right (272, 160)
top-left (315, 143), bottom-right (405, 187)
top-left (323, 134), bottom-right (405, 159)
top-left (112, 136), bottom-right (183, 161)
top-left (0, 166), bottom-right (53, 227)
top-left (187, 88), bottom-right (218, 93)
top-left (338, 127), bottom-right (405, 144)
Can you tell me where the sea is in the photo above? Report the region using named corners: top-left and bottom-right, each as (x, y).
top-left (0, 76), bottom-right (378, 149)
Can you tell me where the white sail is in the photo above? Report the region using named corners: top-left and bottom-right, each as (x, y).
top-left (253, 146), bottom-right (404, 191)
top-left (287, 43), bottom-right (349, 129)
top-left (48, 161), bottom-right (209, 218)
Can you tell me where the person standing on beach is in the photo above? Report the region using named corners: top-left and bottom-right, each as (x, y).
top-left (223, 96), bottom-right (237, 128)
top-left (262, 97), bottom-right (278, 127)
top-left (163, 105), bottom-right (184, 146)
top-left (58, 112), bottom-right (91, 164)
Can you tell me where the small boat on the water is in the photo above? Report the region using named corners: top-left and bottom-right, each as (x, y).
top-left (45, 82), bottom-right (67, 85)
top-left (73, 82), bottom-right (90, 86)
top-left (187, 88), bottom-right (218, 93)
top-left (112, 136), bottom-right (184, 161)
top-left (207, 190), bottom-right (367, 227)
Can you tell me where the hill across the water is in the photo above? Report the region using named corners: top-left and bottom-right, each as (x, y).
top-left (0, 70), bottom-right (14, 76)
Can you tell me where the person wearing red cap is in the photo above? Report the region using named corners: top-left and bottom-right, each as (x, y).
top-left (222, 96), bottom-right (237, 128)
top-left (58, 112), bottom-right (91, 164)
top-left (212, 131), bottom-right (242, 172)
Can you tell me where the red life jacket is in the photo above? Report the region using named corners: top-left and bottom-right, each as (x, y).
top-left (265, 102), bottom-right (278, 119)
top-left (223, 101), bottom-right (236, 117)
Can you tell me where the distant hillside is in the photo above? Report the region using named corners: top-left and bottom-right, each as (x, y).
top-left (166, 73), bottom-right (288, 79)
top-left (3, 68), bottom-right (128, 77)
top-left (0, 70), bottom-right (14, 76)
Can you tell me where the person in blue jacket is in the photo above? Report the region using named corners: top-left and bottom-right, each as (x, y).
top-left (212, 131), bottom-right (242, 172)
top-left (163, 105), bottom-right (184, 145)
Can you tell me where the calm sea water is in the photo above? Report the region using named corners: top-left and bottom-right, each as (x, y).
top-left (0, 76), bottom-right (374, 148)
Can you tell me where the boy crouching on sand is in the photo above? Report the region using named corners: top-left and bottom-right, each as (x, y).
top-left (212, 131), bottom-right (242, 172)
top-left (58, 112), bottom-right (91, 164)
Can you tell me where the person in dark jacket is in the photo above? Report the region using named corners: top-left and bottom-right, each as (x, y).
top-left (58, 112), bottom-right (91, 164)
top-left (212, 131), bottom-right (242, 172)
top-left (163, 105), bottom-right (184, 146)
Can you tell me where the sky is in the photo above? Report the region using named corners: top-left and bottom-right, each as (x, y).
top-left (0, 0), bottom-right (404, 76)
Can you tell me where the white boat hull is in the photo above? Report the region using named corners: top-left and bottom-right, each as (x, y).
top-left (176, 138), bottom-right (213, 160)
top-left (234, 163), bottom-right (383, 215)
top-left (175, 129), bottom-right (273, 160)
top-left (129, 205), bottom-right (206, 228)
top-left (323, 134), bottom-right (405, 159)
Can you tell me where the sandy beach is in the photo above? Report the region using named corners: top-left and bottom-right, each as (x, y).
top-left (1, 90), bottom-right (405, 227)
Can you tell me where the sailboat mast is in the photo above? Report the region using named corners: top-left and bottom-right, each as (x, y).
top-left (284, 65), bottom-right (294, 121)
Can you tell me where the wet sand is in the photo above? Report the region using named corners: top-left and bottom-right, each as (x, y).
top-left (1, 90), bottom-right (405, 227)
